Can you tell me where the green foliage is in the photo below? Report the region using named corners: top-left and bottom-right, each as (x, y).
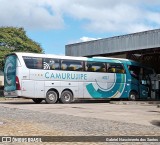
top-left (0, 27), bottom-right (44, 70)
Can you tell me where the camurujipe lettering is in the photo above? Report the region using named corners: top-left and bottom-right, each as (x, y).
top-left (45, 72), bottom-right (87, 80)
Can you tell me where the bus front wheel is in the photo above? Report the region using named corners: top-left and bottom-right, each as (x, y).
top-left (129, 91), bottom-right (138, 101)
top-left (32, 98), bottom-right (43, 104)
top-left (45, 91), bottom-right (58, 104)
top-left (60, 90), bottom-right (73, 104)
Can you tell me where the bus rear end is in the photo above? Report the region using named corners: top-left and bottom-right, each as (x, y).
top-left (4, 54), bottom-right (21, 97)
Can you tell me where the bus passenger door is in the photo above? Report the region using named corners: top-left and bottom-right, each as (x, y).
top-left (35, 81), bottom-right (45, 98)
top-left (139, 82), bottom-right (149, 99)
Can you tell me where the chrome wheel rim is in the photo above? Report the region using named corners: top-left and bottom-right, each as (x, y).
top-left (130, 94), bottom-right (136, 100)
top-left (48, 94), bottom-right (56, 101)
top-left (64, 93), bottom-right (70, 102)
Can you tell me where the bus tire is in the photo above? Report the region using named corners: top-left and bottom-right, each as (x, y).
top-left (60, 90), bottom-right (73, 104)
top-left (32, 98), bottom-right (43, 104)
top-left (45, 91), bottom-right (58, 104)
top-left (129, 91), bottom-right (138, 101)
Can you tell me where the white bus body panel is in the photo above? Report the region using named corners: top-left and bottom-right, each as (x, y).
top-left (21, 80), bottom-right (34, 97)
top-left (78, 82), bottom-right (84, 98)
top-left (35, 81), bottom-right (45, 98)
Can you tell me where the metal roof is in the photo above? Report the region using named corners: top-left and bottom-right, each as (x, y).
top-left (65, 29), bottom-right (160, 56)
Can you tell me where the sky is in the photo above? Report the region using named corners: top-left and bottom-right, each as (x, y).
top-left (0, 0), bottom-right (160, 55)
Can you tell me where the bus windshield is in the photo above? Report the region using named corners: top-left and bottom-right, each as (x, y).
top-left (128, 65), bottom-right (155, 80)
top-left (128, 65), bottom-right (140, 79)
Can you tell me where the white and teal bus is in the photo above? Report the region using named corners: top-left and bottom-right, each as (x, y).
top-left (4, 52), bottom-right (157, 104)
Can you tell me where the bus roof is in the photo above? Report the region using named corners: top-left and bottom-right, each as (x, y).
top-left (8, 52), bottom-right (87, 61)
top-left (91, 56), bottom-right (140, 65)
top-left (92, 56), bottom-right (130, 61)
top-left (9, 52), bottom-right (143, 66)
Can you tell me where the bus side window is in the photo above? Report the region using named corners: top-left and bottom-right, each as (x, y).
top-left (86, 62), bottom-right (104, 72)
top-left (86, 63), bottom-right (96, 72)
top-left (23, 57), bottom-right (43, 69)
top-left (36, 58), bottom-right (43, 69)
top-left (87, 64), bottom-right (93, 72)
top-left (76, 61), bottom-right (84, 71)
top-left (108, 67), bottom-right (116, 73)
top-left (108, 63), bottom-right (115, 73)
top-left (99, 63), bottom-right (106, 72)
top-left (107, 63), bottom-right (125, 73)
top-left (61, 61), bottom-right (67, 70)
top-left (43, 58), bottom-right (60, 70)
top-left (50, 59), bottom-right (60, 70)
top-left (61, 60), bottom-right (83, 71)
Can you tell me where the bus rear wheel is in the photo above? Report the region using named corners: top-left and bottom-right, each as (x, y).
top-left (45, 91), bottom-right (58, 104)
top-left (129, 91), bottom-right (138, 101)
top-left (32, 98), bottom-right (43, 104)
top-left (60, 90), bottom-right (73, 104)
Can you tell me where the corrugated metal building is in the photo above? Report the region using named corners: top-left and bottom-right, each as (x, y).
top-left (65, 29), bottom-right (160, 73)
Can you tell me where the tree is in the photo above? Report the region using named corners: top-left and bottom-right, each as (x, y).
top-left (0, 27), bottom-right (44, 70)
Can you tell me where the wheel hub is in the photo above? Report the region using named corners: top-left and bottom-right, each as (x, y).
top-left (64, 94), bottom-right (70, 101)
top-left (130, 94), bottom-right (135, 100)
top-left (48, 94), bottom-right (56, 101)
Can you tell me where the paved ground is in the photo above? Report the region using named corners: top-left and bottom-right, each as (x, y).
top-left (0, 99), bottom-right (159, 126)
top-left (0, 98), bottom-right (159, 145)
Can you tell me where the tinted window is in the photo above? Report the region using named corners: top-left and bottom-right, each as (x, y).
top-left (61, 60), bottom-right (83, 71)
top-left (43, 58), bottom-right (60, 70)
top-left (23, 57), bottom-right (60, 70)
top-left (23, 57), bottom-right (43, 69)
top-left (86, 62), bottom-right (106, 72)
top-left (108, 63), bottom-right (125, 73)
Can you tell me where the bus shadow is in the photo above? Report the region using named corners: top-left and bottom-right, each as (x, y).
top-left (72, 99), bottom-right (110, 104)
top-left (0, 101), bottom-right (37, 105)
top-left (0, 99), bottom-right (110, 104)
